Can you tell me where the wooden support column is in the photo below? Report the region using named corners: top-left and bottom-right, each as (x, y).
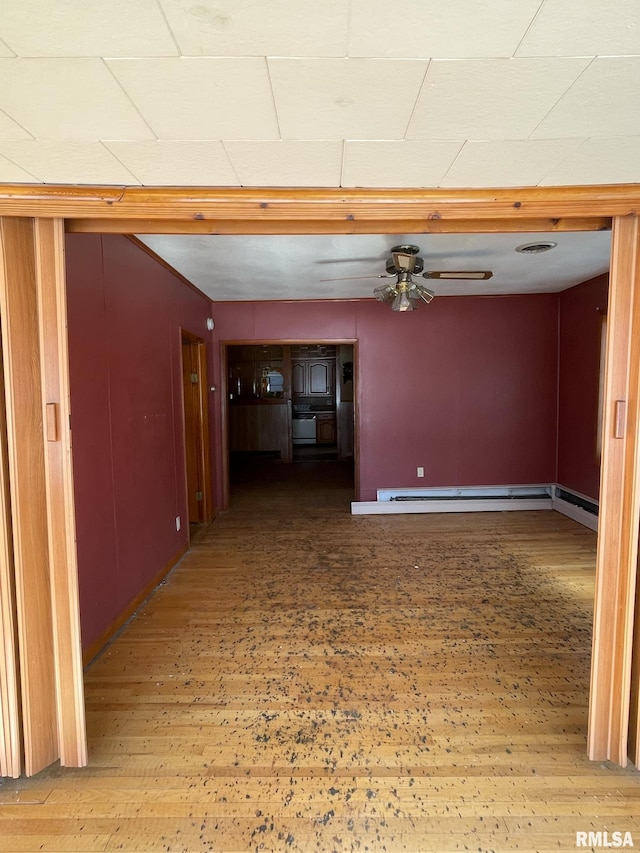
top-left (0, 326), bottom-right (20, 778)
top-left (588, 215), bottom-right (640, 766)
top-left (0, 217), bottom-right (58, 775)
top-left (34, 219), bottom-right (86, 768)
top-left (0, 217), bottom-right (86, 776)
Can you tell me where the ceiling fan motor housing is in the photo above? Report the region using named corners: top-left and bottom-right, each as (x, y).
top-left (386, 250), bottom-right (424, 275)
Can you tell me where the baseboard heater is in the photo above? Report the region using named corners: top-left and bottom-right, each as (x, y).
top-left (552, 485), bottom-right (599, 532)
top-left (351, 483), bottom-right (599, 531)
top-left (352, 484), bottom-right (553, 516)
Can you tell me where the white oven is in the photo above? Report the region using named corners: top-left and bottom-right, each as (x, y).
top-left (292, 414), bottom-right (316, 445)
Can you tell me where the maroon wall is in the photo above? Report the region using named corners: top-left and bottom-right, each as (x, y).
top-left (557, 274), bottom-right (609, 501)
top-left (66, 234), bottom-right (214, 651)
top-left (212, 294), bottom-right (559, 502)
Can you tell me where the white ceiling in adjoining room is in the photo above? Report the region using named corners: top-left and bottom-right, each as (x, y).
top-left (137, 232), bottom-right (612, 302)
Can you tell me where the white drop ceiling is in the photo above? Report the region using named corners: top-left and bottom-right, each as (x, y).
top-left (0, 0), bottom-right (632, 298)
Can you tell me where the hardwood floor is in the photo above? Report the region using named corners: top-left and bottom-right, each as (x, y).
top-left (1, 459), bottom-right (639, 852)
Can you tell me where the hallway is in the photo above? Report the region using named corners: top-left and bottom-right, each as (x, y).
top-left (1, 464), bottom-right (639, 852)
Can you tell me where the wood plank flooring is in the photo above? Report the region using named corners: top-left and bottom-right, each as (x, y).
top-left (1, 458), bottom-right (639, 852)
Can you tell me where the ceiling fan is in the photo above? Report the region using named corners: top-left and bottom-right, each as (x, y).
top-left (321, 244), bottom-right (493, 312)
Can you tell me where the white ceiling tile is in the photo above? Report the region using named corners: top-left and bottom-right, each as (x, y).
top-left (0, 141), bottom-right (139, 184)
top-left (0, 38), bottom-right (15, 57)
top-left (342, 140), bottom-right (463, 187)
top-left (107, 58), bottom-right (279, 140)
top-left (0, 109), bottom-right (31, 140)
top-left (269, 59), bottom-right (428, 140)
top-left (0, 59), bottom-right (154, 140)
top-left (541, 137), bottom-right (640, 185)
top-left (0, 153), bottom-right (37, 181)
top-left (440, 139), bottom-right (583, 187)
top-left (158, 0), bottom-right (348, 56)
top-left (532, 57), bottom-right (640, 139)
top-left (517, 0), bottom-right (640, 57)
top-left (105, 141), bottom-right (240, 186)
top-left (408, 58), bottom-right (590, 140)
top-left (349, 0), bottom-right (541, 58)
top-left (224, 141), bottom-right (342, 187)
top-left (0, 0), bottom-right (177, 57)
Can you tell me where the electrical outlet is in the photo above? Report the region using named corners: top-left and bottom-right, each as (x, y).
top-left (175, 516), bottom-right (181, 531)
top-left (417, 467), bottom-right (424, 478)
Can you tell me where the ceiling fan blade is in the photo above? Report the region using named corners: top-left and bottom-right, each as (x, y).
top-left (423, 270), bottom-right (493, 280)
top-left (320, 274), bottom-right (393, 282)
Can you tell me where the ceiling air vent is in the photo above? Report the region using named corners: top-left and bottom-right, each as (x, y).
top-left (515, 241), bottom-right (557, 254)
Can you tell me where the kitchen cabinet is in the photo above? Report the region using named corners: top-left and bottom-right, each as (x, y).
top-left (315, 412), bottom-right (336, 445)
top-left (292, 359), bottom-right (335, 397)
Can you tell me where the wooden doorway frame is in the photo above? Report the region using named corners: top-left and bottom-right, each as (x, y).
top-left (0, 216), bottom-right (86, 777)
top-left (0, 184), bottom-right (639, 771)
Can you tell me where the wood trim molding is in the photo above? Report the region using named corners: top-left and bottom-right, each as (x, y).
top-left (66, 216), bottom-right (612, 235)
top-left (34, 218), bottom-right (87, 768)
top-left (0, 217), bottom-right (58, 776)
top-left (0, 184), bottom-right (627, 233)
top-left (588, 216), bottom-right (640, 766)
top-left (0, 308), bottom-right (21, 779)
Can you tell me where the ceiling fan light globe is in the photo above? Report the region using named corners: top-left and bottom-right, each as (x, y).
top-left (416, 286), bottom-right (435, 304)
top-left (391, 290), bottom-right (414, 312)
top-left (374, 283), bottom-right (397, 304)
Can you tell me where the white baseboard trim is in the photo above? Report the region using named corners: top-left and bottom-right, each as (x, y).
top-left (351, 497), bottom-right (553, 515)
top-left (552, 496), bottom-right (598, 531)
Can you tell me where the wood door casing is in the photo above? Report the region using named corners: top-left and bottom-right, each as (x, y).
top-left (0, 324), bottom-right (20, 778)
top-left (0, 216), bottom-right (86, 777)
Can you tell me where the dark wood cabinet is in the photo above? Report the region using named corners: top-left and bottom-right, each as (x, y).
top-left (316, 412), bottom-right (336, 444)
top-left (292, 361), bottom-right (306, 396)
top-left (292, 359), bottom-right (335, 397)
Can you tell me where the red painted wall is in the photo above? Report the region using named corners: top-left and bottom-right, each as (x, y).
top-left (557, 274), bottom-right (609, 501)
top-left (212, 294), bottom-right (559, 502)
top-left (65, 234), bottom-right (214, 651)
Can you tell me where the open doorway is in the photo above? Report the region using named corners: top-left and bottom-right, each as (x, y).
top-left (225, 341), bottom-right (356, 502)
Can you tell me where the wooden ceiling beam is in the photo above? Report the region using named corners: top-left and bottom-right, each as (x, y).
top-left (0, 184), bottom-right (635, 230)
top-left (65, 216), bottom-right (611, 235)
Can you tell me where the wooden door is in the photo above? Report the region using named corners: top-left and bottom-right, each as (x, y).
top-left (182, 334), bottom-right (213, 526)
